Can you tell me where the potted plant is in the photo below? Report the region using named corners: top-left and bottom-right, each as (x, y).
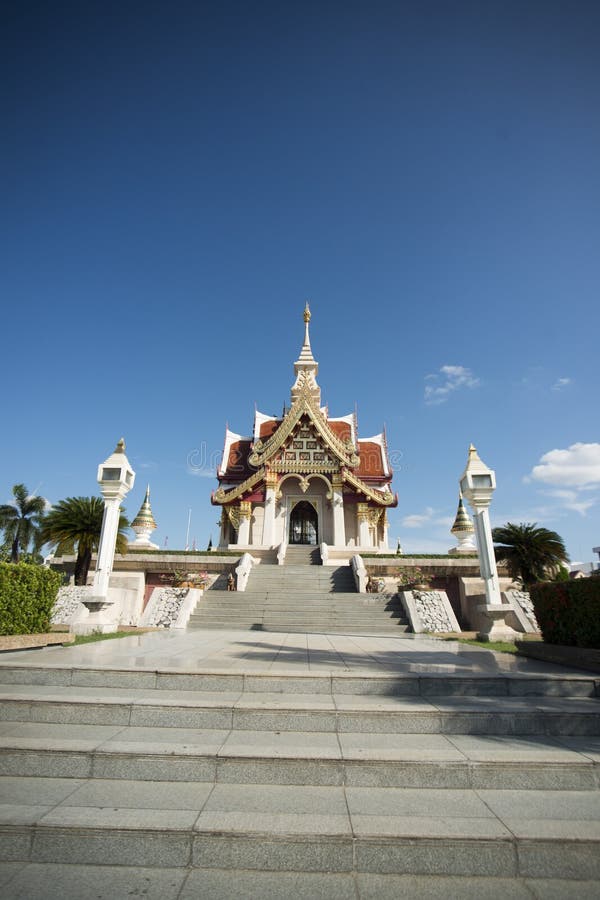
top-left (396, 567), bottom-right (429, 591)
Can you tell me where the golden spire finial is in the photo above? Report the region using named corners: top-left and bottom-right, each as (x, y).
top-left (303, 302), bottom-right (311, 324)
top-left (468, 443), bottom-right (479, 459)
top-left (116, 438), bottom-right (126, 453)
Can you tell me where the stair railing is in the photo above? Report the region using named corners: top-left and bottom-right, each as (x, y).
top-left (351, 554), bottom-right (368, 593)
top-left (235, 553), bottom-right (255, 592)
top-left (320, 542), bottom-right (329, 565)
top-left (276, 541), bottom-right (287, 566)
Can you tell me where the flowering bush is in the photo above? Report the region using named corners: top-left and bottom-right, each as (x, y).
top-left (396, 567), bottom-right (427, 588)
top-left (197, 571), bottom-right (210, 588)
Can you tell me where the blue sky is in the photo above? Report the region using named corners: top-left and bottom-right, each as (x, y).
top-left (2, 1), bottom-right (599, 563)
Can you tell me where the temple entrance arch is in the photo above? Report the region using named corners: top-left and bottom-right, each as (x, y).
top-left (289, 500), bottom-right (318, 545)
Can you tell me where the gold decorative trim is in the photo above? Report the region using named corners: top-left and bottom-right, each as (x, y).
top-left (213, 468), bottom-right (264, 504)
top-left (239, 500), bottom-right (252, 520)
top-left (270, 461), bottom-right (339, 474)
top-left (356, 503), bottom-right (370, 522)
top-left (226, 505), bottom-right (242, 530)
top-left (343, 470), bottom-right (395, 506)
top-left (248, 378), bottom-right (359, 469)
top-left (275, 473), bottom-right (333, 500)
top-left (356, 503), bottom-right (383, 526)
top-left (264, 471), bottom-right (279, 489)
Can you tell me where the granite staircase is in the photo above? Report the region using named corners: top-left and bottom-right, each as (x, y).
top-left (0, 651), bottom-right (599, 897)
top-left (188, 560), bottom-right (410, 634)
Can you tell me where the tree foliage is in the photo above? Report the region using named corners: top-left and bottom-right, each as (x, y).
top-left (492, 522), bottom-right (569, 587)
top-left (39, 496), bottom-right (129, 586)
top-left (0, 484), bottom-right (46, 563)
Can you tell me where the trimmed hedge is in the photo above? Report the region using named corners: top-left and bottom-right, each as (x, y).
top-left (530, 579), bottom-right (600, 649)
top-left (0, 563), bottom-right (62, 636)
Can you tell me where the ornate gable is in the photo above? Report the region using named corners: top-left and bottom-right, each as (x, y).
top-left (270, 414), bottom-right (339, 474)
top-left (248, 373), bottom-right (360, 470)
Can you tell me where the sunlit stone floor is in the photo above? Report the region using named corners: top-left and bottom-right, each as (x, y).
top-left (0, 630), bottom-right (589, 678)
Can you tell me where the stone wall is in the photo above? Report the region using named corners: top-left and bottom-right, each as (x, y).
top-left (51, 586), bottom-right (88, 625)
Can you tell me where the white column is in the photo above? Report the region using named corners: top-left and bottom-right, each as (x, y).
top-left (472, 506), bottom-right (502, 605)
top-left (218, 511), bottom-right (228, 548)
top-left (92, 498), bottom-right (122, 599)
top-left (357, 504), bottom-right (371, 548)
top-left (262, 477), bottom-right (277, 547)
top-left (332, 484), bottom-right (346, 547)
top-left (238, 501), bottom-right (251, 546)
top-left (381, 511), bottom-right (389, 551)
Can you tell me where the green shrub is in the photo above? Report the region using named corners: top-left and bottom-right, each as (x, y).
top-left (0, 563), bottom-right (62, 635)
top-left (530, 579), bottom-right (600, 649)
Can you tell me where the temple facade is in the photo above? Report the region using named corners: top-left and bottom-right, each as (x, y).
top-left (212, 306), bottom-right (397, 553)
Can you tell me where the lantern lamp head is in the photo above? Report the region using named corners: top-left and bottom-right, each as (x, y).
top-left (460, 444), bottom-right (496, 509)
top-left (97, 438), bottom-right (135, 500)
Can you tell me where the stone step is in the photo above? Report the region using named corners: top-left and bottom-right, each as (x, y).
top-left (196, 594), bottom-right (403, 612)
top-left (189, 624), bottom-right (412, 634)
top-left (245, 583), bottom-right (357, 591)
top-left (2, 867), bottom-right (597, 900)
top-left (0, 665), bottom-right (597, 697)
top-left (190, 607), bottom-right (406, 618)
top-left (223, 586), bottom-right (364, 605)
top-left (187, 617), bottom-right (407, 624)
top-left (188, 621), bottom-right (408, 630)
top-left (0, 729), bottom-right (598, 789)
top-left (1, 781), bottom-right (599, 879)
top-left (0, 685), bottom-right (598, 734)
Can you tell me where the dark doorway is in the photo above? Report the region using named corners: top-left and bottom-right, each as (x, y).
top-left (289, 500), bottom-right (318, 545)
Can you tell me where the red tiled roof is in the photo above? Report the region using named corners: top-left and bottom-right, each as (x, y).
top-left (356, 441), bottom-right (386, 478)
top-left (221, 440), bottom-right (253, 479)
top-left (259, 419), bottom-right (281, 439)
top-left (328, 420), bottom-right (352, 441)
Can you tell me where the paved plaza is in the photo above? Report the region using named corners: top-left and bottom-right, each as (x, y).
top-left (0, 628), bottom-right (591, 676)
top-left (0, 631), bottom-right (598, 898)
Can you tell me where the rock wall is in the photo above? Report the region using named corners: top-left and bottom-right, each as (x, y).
top-left (412, 590), bottom-right (456, 633)
top-left (400, 589), bottom-right (461, 634)
top-left (506, 589), bottom-right (539, 632)
top-left (51, 586), bottom-right (88, 625)
top-left (142, 587), bottom-right (190, 628)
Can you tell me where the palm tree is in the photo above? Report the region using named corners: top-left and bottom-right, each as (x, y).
top-left (39, 496), bottom-right (129, 586)
top-left (0, 484), bottom-right (47, 563)
top-left (492, 522), bottom-right (569, 587)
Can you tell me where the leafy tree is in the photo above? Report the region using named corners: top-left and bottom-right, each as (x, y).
top-left (39, 496), bottom-right (129, 586)
top-left (492, 522), bottom-right (569, 587)
top-left (0, 484), bottom-right (46, 563)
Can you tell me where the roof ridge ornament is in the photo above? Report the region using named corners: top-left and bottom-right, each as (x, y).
top-left (291, 303), bottom-right (320, 405)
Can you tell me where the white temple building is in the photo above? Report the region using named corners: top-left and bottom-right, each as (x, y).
top-left (212, 306), bottom-right (397, 552)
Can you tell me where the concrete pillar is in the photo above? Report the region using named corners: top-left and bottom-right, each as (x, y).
top-left (357, 503), bottom-right (371, 548)
top-left (93, 498), bottom-right (123, 598)
top-left (381, 510), bottom-right (389, 551)
top-left (218, 511), bottom-right (228, 547)
top-left (473, 506), bottom-right (502, 605)
top-left (332, 477), bottom-right (346, 547)
top-left (262, 474), bottom-right (278, 547)
top-left (238, 501), bottom-right (252, 546)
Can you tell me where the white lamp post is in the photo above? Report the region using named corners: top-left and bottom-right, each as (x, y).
top-left (93, 438), bottom-right (135, 598)
top-left (73, 439), bottom-right (135, 634)
top-left (460, 444), bottom-right (516, 640)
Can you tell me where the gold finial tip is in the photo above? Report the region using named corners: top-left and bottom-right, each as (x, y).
top-left (468, 443), bottom-right (479, 457)
top-left (116, 438), bottom-right (126, 453)
top-left (303, 302), bottom-right (311, 323)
